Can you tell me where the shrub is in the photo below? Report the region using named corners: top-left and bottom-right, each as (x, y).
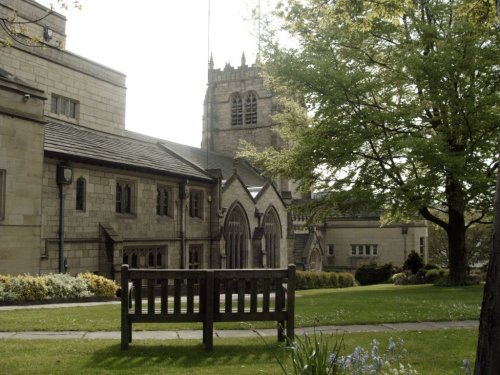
top-left (403, 251), bottom-right (424, 274)
top-left (9, 275), bottom-right (48, 301)
top-left (78, 272), bottom-right (118, 297)
top-left (424, 268), bottom-right (444, 283)
top-left (337, 272), bottom-right (355, 288)
top-left (296, 271), bottom-right (354, 290)
top-left (355, 263), bottom-right (394, 286)
top-left (392, 272), bottom-right (407, 283)
top-left (44, 273), bottom-right (91, 299)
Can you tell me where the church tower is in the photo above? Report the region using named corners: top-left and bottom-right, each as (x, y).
top-left (201, 53), bottom-right (280, 158)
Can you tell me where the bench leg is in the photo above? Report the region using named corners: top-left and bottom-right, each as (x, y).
top-left (121, 319), bottom-right (130, 350)
top-left (204, 320), bottom-right (213, 350)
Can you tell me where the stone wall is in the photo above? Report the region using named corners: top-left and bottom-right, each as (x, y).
top-left (40, 159), bottom-right (214, 275)
top-left (0, 78), bottom-right (45, 275)
top-left (322, 218), bottom-right (428, 269)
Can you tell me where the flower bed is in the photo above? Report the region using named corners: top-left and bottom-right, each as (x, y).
top-left (0, 272), bottom-right (118, 303)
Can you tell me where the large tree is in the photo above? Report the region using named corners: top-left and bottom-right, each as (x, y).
top-left (243, 0), bottom-right (499, 284)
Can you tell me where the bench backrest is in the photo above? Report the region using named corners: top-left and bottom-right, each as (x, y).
top-left (121, 265), bottom-right (295, 323)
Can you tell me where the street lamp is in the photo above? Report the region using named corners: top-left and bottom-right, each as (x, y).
top-left (56, 162), bottom-right (73, 273)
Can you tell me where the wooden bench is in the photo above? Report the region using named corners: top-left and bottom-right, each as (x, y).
top-left (120, 264), bottom-right (296, 350)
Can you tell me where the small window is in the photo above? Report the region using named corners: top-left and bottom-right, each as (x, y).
top-left (328, 244), bottom-right (335, 256)
top-left (189, 245), bottom-right (202, 269)
top-left (50, 94), bottom-right (79, 119)
top-left (244, 92), bottom-right (257, 125)
top-left (156, 186), bottom-right (171, 217)
top-left (0, 170), bottom-right (5, 221)
top-left (231, 93), bottom-right (243, 126)
top-left (419, 237), bottom-right (425, 257)
top-left (351, 244), bottom-right (379, 257)
top-left (75, 177), bottom-right (86, 211)
top-left (189, 190), bottom-right (203, 219)
top-left (116, 180), bottom-right (135, 214)
top-left (123, 246), bottom-right (167, 269)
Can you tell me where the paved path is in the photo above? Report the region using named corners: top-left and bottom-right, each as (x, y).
top-left (0, 320), bottom-right (478, 341)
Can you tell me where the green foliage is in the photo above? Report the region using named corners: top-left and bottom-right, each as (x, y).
top-left (43, 273), bottom-right (91, 299)
top-left (404, 251), bottom-right (424, 274)
top-left (77, 272), bottom-right (118, 297)
top-left (244, 0), bottom-right (500, 284)
top-left (8, 275), bottom-right (48, 301)
top-left (0, 273), bottom-right (118, 302)
top-left (424, 269), bottom-right (444, 284)
top-left (296, 271), bottom-right (354, 290)
top-left (355, 263), bottom-right (393, 286)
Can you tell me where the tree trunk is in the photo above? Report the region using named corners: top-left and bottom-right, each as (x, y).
top-left (445, 171), bottom-right (468, 284)
top-left (446, 209), bottom-right (468, 284)
top-left (474, 165), bottom-right (500, 374)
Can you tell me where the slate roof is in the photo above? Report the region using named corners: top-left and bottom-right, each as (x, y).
top-left (125, 130), bottom-right (267, 187)
top-left (44, 122), bottom-right (213, 182)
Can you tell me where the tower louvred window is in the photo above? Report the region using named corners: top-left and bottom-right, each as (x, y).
top-left (231, 94), bottom-right (243, 126)
top-left (245, 92), bottom-right (257, 125)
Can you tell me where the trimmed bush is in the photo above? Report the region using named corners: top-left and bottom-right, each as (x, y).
top-left (355, 263), bottom-right (394, 286)
top-left (43, 273), bottom-right (91, 299)
top-left (9, 275), bottom-right (48, 301)
top-left (78, 272), bottom-right (118, 297)
top-left (296, 271), bottom-right (354, 290)
top-left (337, 272), bottom-right (354, 288)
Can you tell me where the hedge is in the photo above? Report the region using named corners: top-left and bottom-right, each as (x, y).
top-left (296, 270), bottom-right (355, 290)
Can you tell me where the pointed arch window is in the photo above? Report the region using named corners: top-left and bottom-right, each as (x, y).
top-left (244, 92), bottom-right (257, 125)
top-left (224, 205), bottom-right (249, 269)
top-left (231, 94), bottom-right (243, 126)
top-left (264, 208), bottom-right (281, 268)
top-left (75, 177), bottom-right (86, 211)
top-left (116, 180), bottom-right (135, 214)
top-left (156, 185), bottom-right (172, 217)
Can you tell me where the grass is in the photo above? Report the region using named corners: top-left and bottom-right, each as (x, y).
top-left (0, 329), bottom-right (477, 374)
top-left (0, 283), bottom-right (483, 332)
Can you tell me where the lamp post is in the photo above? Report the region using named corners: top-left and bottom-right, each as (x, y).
top-left (56, 162), bottom-right (73, 273)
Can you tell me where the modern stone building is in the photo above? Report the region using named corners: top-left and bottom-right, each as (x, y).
top-left (0, 0), bottom-right (290, 279)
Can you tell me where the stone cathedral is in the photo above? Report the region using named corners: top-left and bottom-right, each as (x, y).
top-left (0, 0), bottom-right (427, 279)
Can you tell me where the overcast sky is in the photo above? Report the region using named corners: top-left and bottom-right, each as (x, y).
top-left (41, 0), bottom-right (272, 147)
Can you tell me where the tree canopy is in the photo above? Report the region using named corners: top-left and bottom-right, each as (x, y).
top-left (241, 0), bottom-right (499, 283)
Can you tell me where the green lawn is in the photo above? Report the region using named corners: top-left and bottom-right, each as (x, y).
top-left (0, 283), bottom-right (483, 332)
top-left (0, 329), bottom-right (477, 374)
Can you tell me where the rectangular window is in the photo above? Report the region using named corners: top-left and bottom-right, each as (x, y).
top-left (0, 170), bottom-right (5, 220)
top-left (116, 179), bottom-right (135, 215)
top-left (419, 237), bottom-right (425, 258)
top-left (351, 244), bottom-right (379, 257)
top-left (357, 245), bottom-right (363, 255)
top-left (50, 94), bottom-right (79, 119)
top-left (123, 246), bottom-right (167, 268)
top-left (328, 244), bottom-right (335, 256)
top-left (156, 185), bottom-right (172, 217)
top-left (75, 177), bottom-right (86, 211)
top-left (189, 245), bottom-right (203, 269)
top-left (189, 190), bottom-right (203, 219)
